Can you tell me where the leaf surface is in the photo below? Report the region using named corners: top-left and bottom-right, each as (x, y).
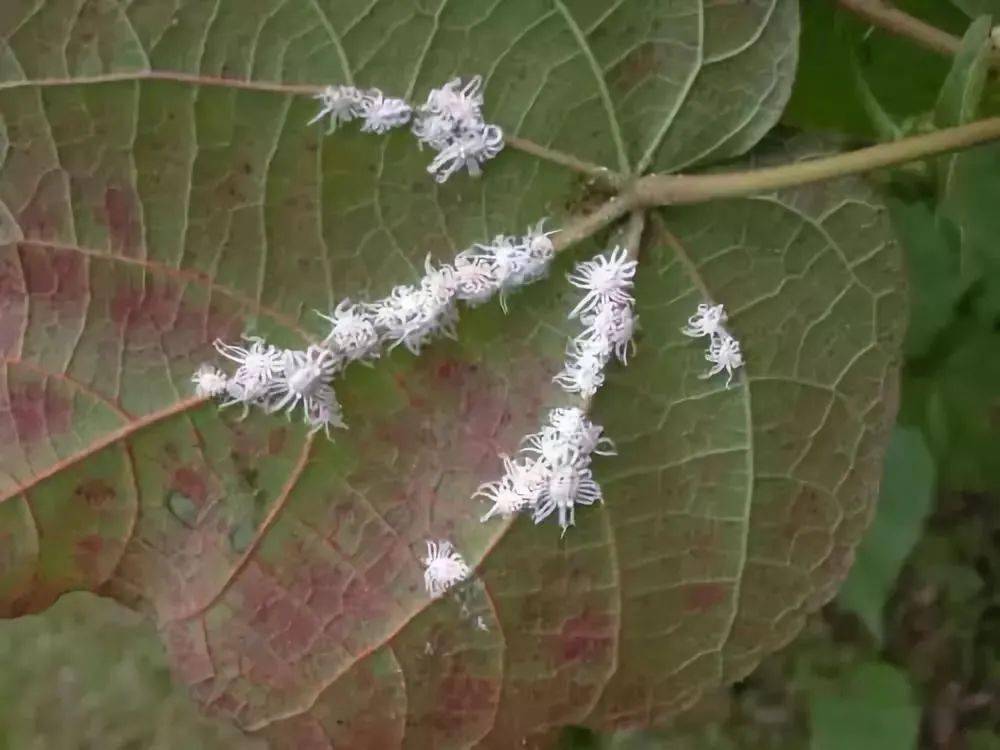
top-left (0, 2), bottom-right (906, 746)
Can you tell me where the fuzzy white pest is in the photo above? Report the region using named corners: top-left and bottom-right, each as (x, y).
top-left (426, 124), bottom-right (505, 183)
top-left (202, 221), bottom-right (557, 436)
top-left (423, 539), bottom-right (471, 598)
top-left (318, 299), bottom-right (380, 364)
top-left (547, 407), bottom-right (616, 456)
top-left (265, 346), bottom-right (340, 416)
top-left (702, 332), bottom-right (744, 387)
top-left (566, 246), bottom-right (637, 318)
top-left (681, 302), bottom-right (728, 340)
top-left (191, 364), bottom-right (228, 398)
top-left (358, 91), bottom-right (413, 134)
top-left (553, 338), bottom-right (609, 398)
top-left (214, 337), bottom-right (284, 386)
top-left (580, 299), bottom-right (637, 364)
top-left (309, 85), bottom-right (366, 132)
top-left (532, 457), bottom-right (603, 535)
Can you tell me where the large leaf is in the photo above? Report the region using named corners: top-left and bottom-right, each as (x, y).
top-left (0, 1), bottom-right (905, 746)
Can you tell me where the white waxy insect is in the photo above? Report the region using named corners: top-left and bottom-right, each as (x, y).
top-left (533, 460), bottom-right (603, 535)
top-left (567, 246), bottom-right (637, 318)
top-left (358, 91), bottom-right (413, 134)
top-left (682, 302), bottom-right (728, 340)
top-left (266, 346), bottom-right (339, 415)
top-left (701, 332), bottom-right (744, 387)
top-left (580, 298), bottom-right (636, 364)
top-left (318, 299), bottom-right (380, 364)
top-left (309, 85), bottom-right (365, 132)
top-left (214, 336), bottom-right (284, 386)
top-left (423, 539), bottom-right (470, 598)
top-left (191, 364), bottom-right (228, 398)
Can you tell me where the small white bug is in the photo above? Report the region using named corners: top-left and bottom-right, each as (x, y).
top-left (452, 250), bottom-right (499, 306)
top-left (318, 299), bottom-right (380, 364)
top-left (214, 336), bottom-right (284, 385)
top-left (533, 460), bottom-right (603, 535)
top-left (547, 408), bottom-right (616, 457)
top-left (266, 346), bottom-right (339, 416)
top-left (682, 303), bottom-right (728, 341)
top-left (426, 124), bottom-right (504, 183)
top-left (358, 90), bottom-right (413, 134)
top-left (191, 363), bottom-right (228, 398)
top-left (423, 539), bottom-right (470, 598)
top-left (309, 85), bottom-right (365, 132)
top-left (567, 246), bottom-right (637, 318)
top-left (701, 332), bottom-right (744, 387)
top-left (476, 476), bottom-right (530, 522)
top-left (580, 298), bottom-right (637, 364)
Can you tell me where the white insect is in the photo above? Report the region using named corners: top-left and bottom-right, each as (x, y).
top-left (547, 408), bottom-right (616, 457)
top-left (191, 364), bottom-right (228, 398)
top-left (426, 124), bottom-right (505, 183)
top-left (553, 339), bottom-right (608, 398)
top-left (567, 246), bottom-right (637, 318)
top-left (420, 255), bottom-right (458, 304)
top-left (533, 459), bottom-right (603, 535)
top-left (219, 378), bottom-right (268, 420)
top-left (318, 299), bottom-right (380, 364)
top-left (681, 303), bottom-right (728, 340)
top-left (580, 298), bottom-right (637, 364)
top-left (423, 539), bottom-right (470, 598)
top-left (303, 396), bottom-right (347, 438)
top-left (309, 85), bottom-right (365, 132)
top-left (475, 476), bottom-right (530, 522)
top-left (358, 90), bottom-right (413, 134)
top-left (266, 346), bottom-right (339, 416)
top-left (701, 332), bottom-right (744, 387)
top-left (214, 336), bottom-right (284, 385)
top-left (452, 250), bottom-right (499, 306)
top-left (524, 219), bottom-right (558, 262)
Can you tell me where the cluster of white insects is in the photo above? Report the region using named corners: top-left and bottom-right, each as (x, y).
top-left (472, 247), bottom-right (638, 540)
top-left (193, 74), bottom-right (745, 600)
top-left (309, 75), bottom-right (503, 183)
top-left (192, 220), bottom-right (558, 437)
top-left (680, 303), bottom-right (744, 387)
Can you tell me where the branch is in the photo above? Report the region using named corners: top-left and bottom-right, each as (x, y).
top-left (631, 117), bottom-right (1000, 206)
top-left (835, 0), bottom-right (1000, 66)
top-left (504, 136), bottom-right (626, 188)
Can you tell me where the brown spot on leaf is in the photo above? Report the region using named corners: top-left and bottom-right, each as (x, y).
top-left (7, 380), bottom-right (71, 443)
top-left (171, 466), bottom-right (209, 507)
top-left (104, 186), bottom-right (142, 257)
top-left (435, 668), bottom-right (498, 728)
top-left (74, 479), bottom-right (116, 509)
top-left (682, 582), bottom-right (729, 614)
top-left (559, 610), bottom-right (614, 663)
top-left (73, 534), bottom-right (105, 580)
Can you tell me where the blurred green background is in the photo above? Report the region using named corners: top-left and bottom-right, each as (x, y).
top-left (1, 1), bottom-right (998, 748)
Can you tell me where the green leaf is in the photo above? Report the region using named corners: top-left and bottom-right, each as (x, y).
top-left (934, 15), bottom-right (993, 129)
top-left (951, 0), bottom-right (1000, 17)
top-left (888, 199), bottom-right (965, 359)
top-left (938, 142), bottom-right (1000, 321)
top-left (0, 2), bottom-right (906, 745)
top-left (904, 327), bottom-right (1000, 493)
top-left (785, 0), bottom-right (962, 137)
top-left (809, 662), bottom-right (920, 750)
top-left (837, 427), bottom-right (936, 643)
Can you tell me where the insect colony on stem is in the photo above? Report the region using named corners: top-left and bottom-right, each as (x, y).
top-left (193, 75), bottom-right (744, 599)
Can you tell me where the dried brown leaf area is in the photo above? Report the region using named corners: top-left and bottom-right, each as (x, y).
top-left (0, 1), bottom-right (904, 747)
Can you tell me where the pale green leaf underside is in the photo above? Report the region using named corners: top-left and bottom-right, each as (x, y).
top-left (0, 2), bottom-right (905, 747)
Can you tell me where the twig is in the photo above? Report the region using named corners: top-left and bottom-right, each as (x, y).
top-left (835, 0), bottom-right (1000, 66)
top-left (630, 116), bottom-right (1000, 206)
top-left (504, 135), bottom-right (626, 188)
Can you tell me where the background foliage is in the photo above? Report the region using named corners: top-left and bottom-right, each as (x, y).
top-left (0, 0), bottom-right (997, 748)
